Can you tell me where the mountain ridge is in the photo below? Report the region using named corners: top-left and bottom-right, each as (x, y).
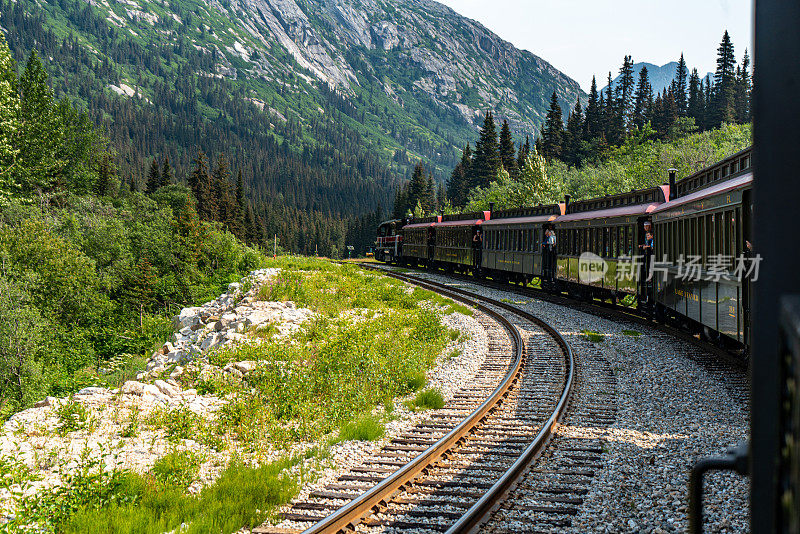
top-left (601, 61), bottom-right (713, 95)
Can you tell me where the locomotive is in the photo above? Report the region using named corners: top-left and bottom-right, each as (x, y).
top-left (376, 147), bottom-right (754, 352)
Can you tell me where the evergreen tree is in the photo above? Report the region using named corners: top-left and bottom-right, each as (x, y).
top-left (584, 76), bottom-right (602, 139)
top-left (735, 49), bottom-right (751, 123)
top-left (673, 53), bottom-right (689, 116)
top-left (94, 153), bottom-right (116, 196)
top-left (18, 50), bottom-right (64, 193)
top-left (711, 30), bottom-right (737, 127)
top-left (446, 144), bottom-right (471, 208)
top-left (603, 72), bottom-right (620, 145)
top-left (0, 33), bottom-right (20, 197)
top-left (563, 100), bottom-right (584, 166)
top-left (189, 151), bottom-right (216, 221)
top-left (704, 77), bottom-right (714, 130)
top-left (423, 174), bottom-right (435, 214)
top-left (516, 136), bottom-right (531, 171)
top-left (161, 155), bottom-right (174, 187)
top-left (616, 55), bottom-right (636, 130)
top-left (146, 158), bottom-right (161, 194)
top-left (541, 92), bottom-right (563, 160)
top-left (471, 112), bottom-right (500, 189)
top-left (687, 69), bottom-right (705, 130)
top-left (632, 65), bottom-right (653, 129)
top-left (213, 152), bottom-right (236, 226)
top-left (436, 182), bottom-right (446, 212)
top-left (498, 119), bottom-right (517, 178)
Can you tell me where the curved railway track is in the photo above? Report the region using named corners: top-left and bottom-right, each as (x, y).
top-left (256, 267), bottom-right (575, 534)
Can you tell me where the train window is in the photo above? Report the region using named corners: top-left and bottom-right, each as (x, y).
top-left (522, 229), bottom-right (528, 252)
top-left (726, 210), bottom-right (735, 257)
top-left (604, 227), bottom-right (611, 257)
top-left (517, 229), bottom-right (522, 251)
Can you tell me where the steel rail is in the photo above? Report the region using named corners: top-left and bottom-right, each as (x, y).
top-left (368, 267), bottom-right (576, 534)
top-left (301, 264), bottom-right (574, 534)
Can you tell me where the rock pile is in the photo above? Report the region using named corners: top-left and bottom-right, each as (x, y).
top-left (143, 268), bottom-right (314, 376)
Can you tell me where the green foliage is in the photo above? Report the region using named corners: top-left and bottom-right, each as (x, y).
top-left (12, 452), bottom-right (302, 534)
top-left (581, 329), bottom-right (605, 343)
top-left (335, 413), bottom-right (386, 442)
top-left (55, 398), bottom-right (96, 435)
top-left (0, 192), bottom-right (265, 412)
top-left (409, 388), bottom-right (445, 411)
top-left (465, 122), bottom-right (751, 210)
top-left (150, 450), bottom-right (201, 488)
top-left (622, 329), bottom-right (641, 337)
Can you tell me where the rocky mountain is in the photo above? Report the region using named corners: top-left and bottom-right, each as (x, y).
top-left (602, 61), bottom-right (713, 96)
top-left (3, 0), bottom-right (584, 210)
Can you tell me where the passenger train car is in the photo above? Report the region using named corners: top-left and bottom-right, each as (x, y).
top-left (377, 147), bottom-right (754, 352)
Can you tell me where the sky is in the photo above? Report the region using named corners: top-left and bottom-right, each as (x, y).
top-left (435, 0), bottom-right (754, 92)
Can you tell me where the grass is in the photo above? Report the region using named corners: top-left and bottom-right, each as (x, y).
top-left (54, 456), bottom-right (304, 534)
top-left (334, 413), bottom-right (386, 442)
top-left (8, 256), bottom-right (458, 531)
top-left (151, 450), bottom-right (202, 488)
top-left (622, 329), bottom-right (641, 337)
top-left (581, 329), bottom-right (605, 343)
top-left (408, 388), bottom-right (445, 411)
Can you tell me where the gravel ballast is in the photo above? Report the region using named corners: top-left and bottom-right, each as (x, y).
top-left (376, 266), bottom-right (749, 533)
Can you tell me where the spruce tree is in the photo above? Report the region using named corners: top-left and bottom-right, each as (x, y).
top-left (584, 76), bottom-right (602, 139)
top-left (498, 119), bottom-right (517, 178)
top-left (189, 151), bottom-right (215, 220)
top-left (563, 100), bottom-right (583, 166)
top-left (673, 53), bottom-right (689, 116)
top-left (471, 112), bottom-right (500, 188)
top-left (616, 55), bottom-right (636, 130)
top-left (146, 158), bottom-right (161, 194)
top-left (213, 152), bottom-right (236, 226)
top-left (18, 50), bottom-right (64, 193)
top-left (633, 65), bottom-right (653, 129)
top-left (603, 72), bottom-right (620, 145)
top-left (161, 155), bottom-right (174, 188)
top-left (423, 174), bottom-right (436, 214)
top-left (541, 92), bottom-right (563, 160)
top-left (687, 69), bottom-right (705, 130)
top-left (735, 49), bottom-right (751, 123)
top-left (0, 32), bottom-right (20, 196)
top-left (516, 136), bottom-right (531, 171)
top-left (95, 153), bottom-right (116, 196)
top-left (711, 30), bottom-right (737, 127)
top-left (446, 144), bottom-right (471, 208)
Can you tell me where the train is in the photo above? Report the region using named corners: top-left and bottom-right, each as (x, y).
top-left (376, 147), bottom-right (754, 353)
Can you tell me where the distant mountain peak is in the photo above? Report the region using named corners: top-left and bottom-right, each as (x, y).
top-left (601, 61), bottom-right (713, 95)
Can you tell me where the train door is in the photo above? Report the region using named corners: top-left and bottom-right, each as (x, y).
top-left (637, 217), bottom-right (655, 306)
top-left (742, 189), bottom-right (753, 348)
top-left (427, 227), bottom-right (435, 264)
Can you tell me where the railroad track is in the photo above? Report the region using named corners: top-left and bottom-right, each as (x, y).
top-left (374, 262), bottom-right (747, 371)
top-left (256, 267), bottom-right (575, 534)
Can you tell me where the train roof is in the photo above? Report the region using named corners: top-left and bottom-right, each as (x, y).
top-left (653, 171), bottom-right (753, 214)
top-left (557, 201), bottom-right (662, 222)
top-left (436, 218), bottom-right (488, 227)
top-left (674, 146), bottom-right (752, 197)
top-left (403, 215), bottom-right (442, 230)
top-left (483, 213), bottom-right (559, 226)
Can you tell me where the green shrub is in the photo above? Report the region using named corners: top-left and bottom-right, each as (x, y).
top-left (56, 399), bottom-right (96, 435)
top-left (405, 371), bottom-right (427, 392)
top-left (409, 388), bottom-right (445, 411)
top-left (335, 414), bottom-right (385, 442)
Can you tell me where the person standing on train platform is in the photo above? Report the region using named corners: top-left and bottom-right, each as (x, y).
top-left (472, 229), bottom-right (482, 269)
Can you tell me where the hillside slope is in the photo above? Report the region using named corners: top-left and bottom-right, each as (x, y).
top-left (2, 0), bottom-right (584, 186)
